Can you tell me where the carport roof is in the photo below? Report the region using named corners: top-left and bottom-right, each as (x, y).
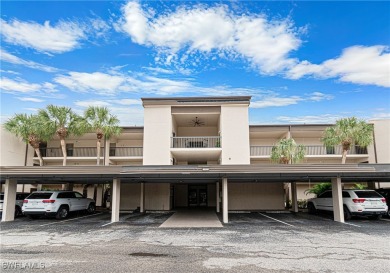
top-left (1, 164), bottom-right (389, 184)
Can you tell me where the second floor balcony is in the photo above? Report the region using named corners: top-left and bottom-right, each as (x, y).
top-left (250, 145), bottom-right (368, 157)
top-left (36, 147), bottom-right (143, 158)
top-left (171, 136), bottom-right (221, 148)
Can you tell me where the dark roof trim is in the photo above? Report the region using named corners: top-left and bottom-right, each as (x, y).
top-left (1, 164), bottom-right (389, 184)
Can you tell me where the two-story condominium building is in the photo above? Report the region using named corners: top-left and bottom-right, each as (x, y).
top-left (1, 96), bottom-right (389, 223)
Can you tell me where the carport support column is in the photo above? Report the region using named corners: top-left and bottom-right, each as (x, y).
top-left (140, 183), bottom-right (145, 213)
top-left (331, 177), bottom-right (344, 223)
top-left (1, 179), bottom-right (17, 222)
top-left (216, 182), bottom-right (220, 213)
top-left (111, 178), bottom-right (121, 222)
top-left (222, 177), bottom-right (228, 223)
top-left (291, 182), bottom-right (298, 213)
top-left (62, 183), bottom-right (74, 191)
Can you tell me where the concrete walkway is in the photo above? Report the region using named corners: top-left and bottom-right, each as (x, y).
top-left (160, 209), bottom-right (223, 228)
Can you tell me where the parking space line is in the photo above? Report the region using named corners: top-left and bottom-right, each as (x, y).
top-left (258, 213), bottom-right (295, 227)
top-left (342, 222), bottom-right (361, 227)
top-left (39, 212), bottom-right (103, 227)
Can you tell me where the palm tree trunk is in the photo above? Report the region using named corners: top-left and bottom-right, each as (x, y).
top-left (341, 149), bottom-right (348, 164)
top-left (96, 139), bottom-right (101, 166)
top-left (60, 137), bottom-right (67, 166)
top-left (34, 148), bottom-right (44, 166)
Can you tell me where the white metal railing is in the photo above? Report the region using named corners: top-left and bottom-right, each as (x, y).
top-left (35, 147), bottom-right (143, 157)
top-left (250, 145), bottom-right (368, 156)
top-left (171, 136), bottom-right (221, 148)
top-left (110, 147), bottom-right (143, 157)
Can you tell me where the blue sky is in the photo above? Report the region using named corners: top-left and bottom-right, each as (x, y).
top-left (1, 0), bottom-right (389, 125)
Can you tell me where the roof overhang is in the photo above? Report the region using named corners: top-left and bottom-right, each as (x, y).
top-left (1, 164), bottom-right (389, 184)
top-left (141, 96), bottom-right (252, 107)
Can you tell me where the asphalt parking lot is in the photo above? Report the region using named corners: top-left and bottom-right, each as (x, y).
top-left (1, 211), bottom-right (389, 272)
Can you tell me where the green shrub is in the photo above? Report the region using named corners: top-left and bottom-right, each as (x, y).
top-left (305, 183), bottom-right (332, 196)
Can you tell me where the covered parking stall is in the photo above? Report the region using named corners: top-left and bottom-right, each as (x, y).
top-left (1, 164), bottom-right (389, 223)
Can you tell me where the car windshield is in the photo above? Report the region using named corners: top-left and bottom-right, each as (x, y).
top-left (26, 192), bottom-right (53, 199)
top-left (354, 191), bottom-right (383, 198)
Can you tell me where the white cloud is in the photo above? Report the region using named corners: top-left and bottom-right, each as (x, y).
top-left (0, 77), bottom-right (41, 93)
top-left (17, 97), bottom-right (44, 103)
top-left (144, 67), bottom-right (174, 74)
top-left (0, 77), bottom-right (61, 99)
top-left (0, 49), bottom-right (58, 72)
top-left (74, 100), bottom-right (111, 108)
top-left (0, 19), bottom-right (86, 54)
top-left (0, 69), bottom-right (20, 75)
top-left (117, 2), bottom-right (389, 88)
top-left (287, 46), bottom-right (390, 88)
top-left (251, 96), bottom-right (302, 108)
top-left (116, 1), bottom-right (301, 74)
top-left (73, 100), bottom-right (144, 125)
top-left (250, 92), bottom-right (333, 108)
top-left (307, 92), bottom-right (334, 101)
top-left (110, 99), bottom-right (141, 105)
top-left (54, 72), bottom-right (126, 95)
top-left (106, 106), bottom-right (144, 126)
top-left (276, 114), bottom-right (345, 124)
top-left (0, 17), bottom-right (110, 54)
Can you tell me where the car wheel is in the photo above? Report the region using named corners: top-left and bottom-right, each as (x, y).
top-left (307, 202), bottom-right (317, 214)
top-left (14, 206), bottom-right (23, 217)
top-left (343, 205), bottom-right (352, 220)
top-left (387, 209), bottom-right (390, 218)
top-left (56, 206), bottom-right (69, 220)
top-left (87, 203), bottom-right (96, 214)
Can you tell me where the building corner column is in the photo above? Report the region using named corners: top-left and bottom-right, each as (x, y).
top-left (216, 182), bottom-right (220, 213)
top-left (331, 177), bottom-right (344, 223)
top-left (1, 179), bottom-right (17, 222)
top-left (291, 182), bottom-right (298, 213)
top-left (104, 138), bottom-right (110, 166)
top-left (111, 178), bottom-right (121, 222)
top-left (140, 183), bottom-right (145, 213)
top-left (222, 177), bottom-right (228, 223)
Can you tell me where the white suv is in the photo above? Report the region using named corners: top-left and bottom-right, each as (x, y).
top-left (22, 191), bottom-right (96, 219)
top-left (307, 189), bottom-right (388, 220)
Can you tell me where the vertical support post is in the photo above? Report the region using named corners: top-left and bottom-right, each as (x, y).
top-left (61, 183), bottom-right (73, 191)
top-left (111, 178), bottom-right (121, 222)
top-left (140, 182), bottom-right (145, 213)
top-left (37, 184), bottom-right (42, 191)
top-left (104, 138), bottom-right (110, 166)
top-left (291, 182), bottom-right (298, 213)
top-left (2, 179), bottom-right (17, 222)
top-left (222, 177), bottom-right (228, 223)
top-left (331, 177), bottom-right (344, 223)
top-left (216, 182), bottom-right (220, 213)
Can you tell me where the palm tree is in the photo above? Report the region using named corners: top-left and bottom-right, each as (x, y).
top-left (83, 106), bottom-right (122, 165)
top-left (39, 105), bottom-right (85, 166)
top-left (270, 138), bottom-right (306, 164)
top-left (4, 114), bottom-right (50, 166)
top-left (322, 117), bottom-right (373, 164)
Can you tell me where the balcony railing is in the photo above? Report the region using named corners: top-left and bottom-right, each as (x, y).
top-left (35, 147), bottom-right (143, 157)
top-left (250, 145), bottom-right (368, 156)
top-left (171, 137), bottom-right (221, 148)
top-left (110, 147), bottom-right (143, 157)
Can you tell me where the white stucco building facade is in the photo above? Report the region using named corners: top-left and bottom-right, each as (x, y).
top-left (1, 96), bottom-right (389, 223)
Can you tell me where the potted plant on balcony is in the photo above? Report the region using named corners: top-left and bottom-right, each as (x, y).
top-left (215, 139), bottom-right (221, 148)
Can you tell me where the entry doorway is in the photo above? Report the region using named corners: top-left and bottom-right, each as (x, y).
top-left (188, 185), bottom-right (208, 207)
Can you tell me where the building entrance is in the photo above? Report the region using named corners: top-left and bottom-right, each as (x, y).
top-left (188, 185), bottom-right (207, 207)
